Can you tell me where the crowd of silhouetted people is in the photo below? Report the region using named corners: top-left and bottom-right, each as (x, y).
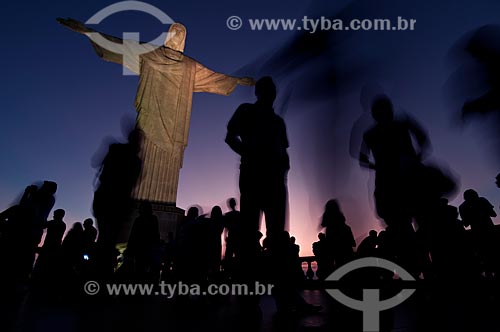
top-left (2, 183), bottom-right (500, 293)
top-left (312, 192), bottom-right (500, 282)
top-left (0, 183), bottom-right (99, 294)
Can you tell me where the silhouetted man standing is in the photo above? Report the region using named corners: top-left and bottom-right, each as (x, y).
top-left (359, 95), bottom-right (430, 225)
top-left (459, 189), bottom-right (497, 275)
top-left (83, 218), bottom-right (98, 246)
top-left (226, 76), bottom-right (290, 245)
top-left (226, 77), bottom-right (319, 315)
top-left (223, 198), bottom-right (240, 273)
top-left (33, 209), bottom-right (66, 283)
top-left (359, 95), bottom-right (430, 275)
top-left (92, 129), bottom-right (142, 276)
top-left (43, 209), bottom-right (67, 250)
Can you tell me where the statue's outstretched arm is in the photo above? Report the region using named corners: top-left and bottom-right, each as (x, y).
top-left (57, 18), bottom-right (94, 34)
top-left (194, 61), bottom-right (254, 95)
top-left (57, 17), bottom-right (155, 74)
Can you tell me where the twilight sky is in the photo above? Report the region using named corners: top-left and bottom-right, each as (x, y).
top-left (1, 0), bottom-right (500, 255)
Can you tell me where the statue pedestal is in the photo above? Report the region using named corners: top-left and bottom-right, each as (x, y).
top-left (117, 201), bottom-right (185, 244)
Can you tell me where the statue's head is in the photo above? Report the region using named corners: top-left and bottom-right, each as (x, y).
top-left (164, 23), bottom-right (187, 52)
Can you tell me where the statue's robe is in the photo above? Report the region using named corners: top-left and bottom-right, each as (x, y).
top-left (87, 35), bottom-right (240, 204)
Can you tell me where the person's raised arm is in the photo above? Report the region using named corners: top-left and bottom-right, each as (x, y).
top-left (194, 61), bottom-right (254, 95)
top-left (57, 17), bottom-right (156, 74)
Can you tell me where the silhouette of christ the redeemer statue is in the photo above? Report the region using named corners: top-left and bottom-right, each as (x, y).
top-left (57, 18), bottom-right (254, 208)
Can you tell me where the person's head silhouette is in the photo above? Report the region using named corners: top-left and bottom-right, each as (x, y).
top-left (325, 199), bottom-right (342, 216)
top-left (187, 206), bottom-right (199, 220)
top-left (227, 197), bottom-right (237, 211)
top-left (463, 189), bottom-right (479, 201)
top-left (371, 95), bottom-right (394, 124)
top-left (255, 76), bottom-right (277, 106)
top-left (83, 218), bottom-right (94, 228)
top-left (72, 222), bottom-right (84, 233)
top-left (210, 206), bottom-right (223, 219)
top-left (41, 181), bottom-right (58, 195)
top-left (53, 209), bottom-right (65, 220)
